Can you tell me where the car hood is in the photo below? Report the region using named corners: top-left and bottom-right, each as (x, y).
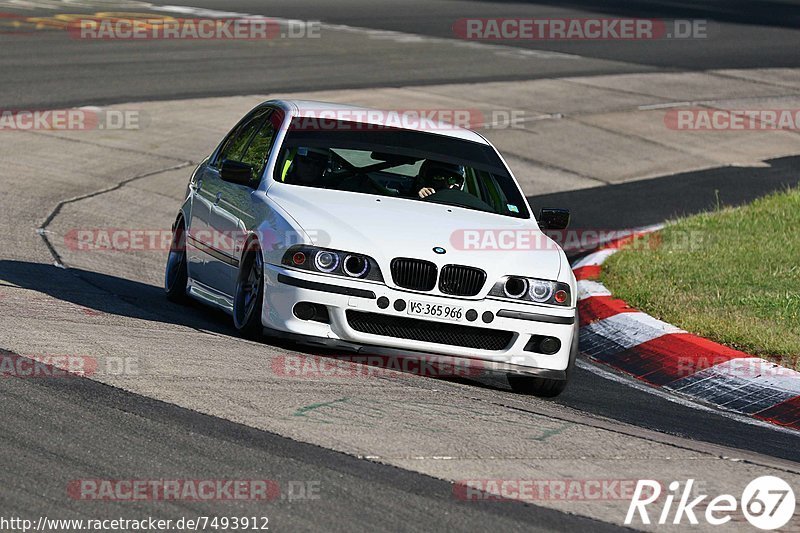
top-left (268, 185), bottom-right (564, 287)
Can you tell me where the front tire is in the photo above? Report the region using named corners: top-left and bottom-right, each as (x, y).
top-left (165, 220), bottom-right (189, 303)
top-left (233, 240), bottom-right (264, 339)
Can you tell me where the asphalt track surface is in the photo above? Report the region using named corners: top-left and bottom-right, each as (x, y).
top-left (1, 1), bottom-right (799, 531)
top-left (0, 341), bottom-right (621, 532)
top-left (0, 0), bottom-right (798, 108)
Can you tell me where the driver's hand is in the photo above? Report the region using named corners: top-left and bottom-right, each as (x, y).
top-left (418, 187), bottom-right (435, 198)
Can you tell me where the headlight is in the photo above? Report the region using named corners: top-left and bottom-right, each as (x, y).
top-left (489, 276), bottom-right (571, 307)
top-left (281, 245), bottom-right (384, 282)
top-left (343, 254), bottom-right (369, 278)
top-left (503, 277), bottom-right (528, 299)
top-left (529, 279), bottom-right (554, 302)
top-left (314, 251), bottom-right (339, 273)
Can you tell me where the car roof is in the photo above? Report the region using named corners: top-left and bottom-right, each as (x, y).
top-left (269, 99), bottom-right (490, 145)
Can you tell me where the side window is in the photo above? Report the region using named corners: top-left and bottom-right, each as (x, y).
top-left (215, 110), bottom-right (269, 167)
top-left (240, 118), bottom-right (277, 181)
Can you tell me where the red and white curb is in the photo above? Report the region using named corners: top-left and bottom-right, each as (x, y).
top-left (571, 226), bottom-right (800, 431)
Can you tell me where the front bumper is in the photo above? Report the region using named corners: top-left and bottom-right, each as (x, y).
top-left (262, 264), bottom-right (576, 373)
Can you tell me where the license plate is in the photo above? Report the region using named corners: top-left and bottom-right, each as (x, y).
top-left (407, 301), bottom-right (463, 321)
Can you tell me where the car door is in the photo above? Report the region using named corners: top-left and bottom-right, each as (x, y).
top-left (210, 109), bottom-right (280, 295)
top-left (189, 109), bottom-right (269, 294)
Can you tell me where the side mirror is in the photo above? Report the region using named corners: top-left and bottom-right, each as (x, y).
top-left (220, 159), bottom-right (255, 186)
top-left (538, 208), bottom-right (570, 230)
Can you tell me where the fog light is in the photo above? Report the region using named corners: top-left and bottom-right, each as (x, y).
top-left (524, 335), bottom-right (561, 354)
top-left (293, 302), bottom-right (316, 321)
top-left (539, 337), bottom-right (561, 355)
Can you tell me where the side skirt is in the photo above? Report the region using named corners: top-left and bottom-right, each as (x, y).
top-left (187, 277), bottom-right (234, 315)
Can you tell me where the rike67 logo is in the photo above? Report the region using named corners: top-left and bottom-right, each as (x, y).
top-left (626, 476), bottom-right (796, 530)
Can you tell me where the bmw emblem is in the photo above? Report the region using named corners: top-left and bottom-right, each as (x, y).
top-left (433, 247), bottom-right (446, 254)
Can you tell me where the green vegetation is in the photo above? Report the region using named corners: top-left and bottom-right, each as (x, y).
top-left (602, 188), bottom-right (800, 368)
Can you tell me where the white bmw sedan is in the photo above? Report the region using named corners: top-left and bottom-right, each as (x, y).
top-left (165, 100), bottom-right (577, 396)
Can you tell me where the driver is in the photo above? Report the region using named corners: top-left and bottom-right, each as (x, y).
top-left (284, 148), bottom-right (328, 186)
top-left (415, 161), bottom-right (465, 199)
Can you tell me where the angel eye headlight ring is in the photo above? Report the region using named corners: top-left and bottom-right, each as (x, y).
top-left (529, 279), bottom-right (555, 302)
top-left (314, 251), bottom-right (339, 273)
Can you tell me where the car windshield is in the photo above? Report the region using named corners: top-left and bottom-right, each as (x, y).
top-left (273, 118), bottom-right (529, 219)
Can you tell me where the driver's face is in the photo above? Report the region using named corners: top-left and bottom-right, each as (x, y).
top-left (426, 173), bottom-right (463, 190)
